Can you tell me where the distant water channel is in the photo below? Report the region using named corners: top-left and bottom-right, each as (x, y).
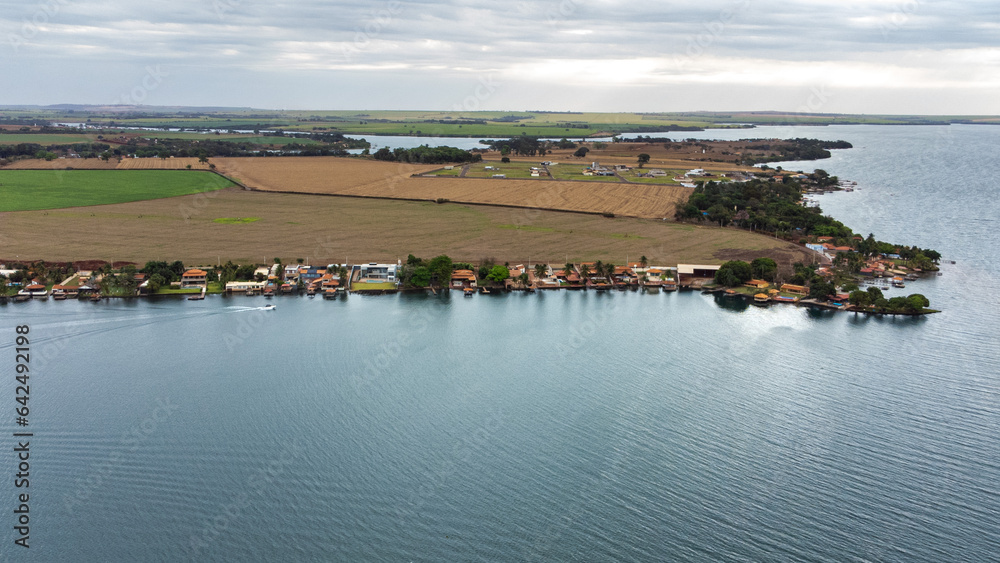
top-left (2, 125), bottom-right (999, 561)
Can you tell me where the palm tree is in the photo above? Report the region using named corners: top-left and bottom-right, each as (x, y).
top-left (579, 263), bottom-right (591, 279)
top-left (564, 262), bottom-right (575, 277)
top-left (640, 255), bottom-right (648, 269)
top-left (534, 263), bottom-right (548, 279)
top-left (594, 260), bottom-right (604, 279)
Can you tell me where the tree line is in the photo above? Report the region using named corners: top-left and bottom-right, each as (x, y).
top-left (372, 145), bottom-right (482, 164)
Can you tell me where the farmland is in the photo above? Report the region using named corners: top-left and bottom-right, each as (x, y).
top-left (0, 133), bottom-right (96, 144)
top-left (0, 169), bottom-right (236, 212)
top-left (3, 158), bottom-right (118, 169)
top-left (205, 157), bottom-right (693, 218)
top-left (0, 189), bottom-right (813, 267)
top-left (117, 157), bottom-right (212, 170)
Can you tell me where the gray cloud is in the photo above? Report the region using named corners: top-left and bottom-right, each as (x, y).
top-left (1, 0), bottom-right (998, 112)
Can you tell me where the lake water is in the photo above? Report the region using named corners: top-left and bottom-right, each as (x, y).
top-left (2, 125), bottom-right (999, 561)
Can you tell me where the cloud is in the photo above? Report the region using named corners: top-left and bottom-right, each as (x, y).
top-left (0, 0), bottom-right (998, 112)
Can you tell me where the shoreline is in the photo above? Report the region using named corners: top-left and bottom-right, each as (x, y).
top-left (1, 283), bottom-right (938, 316)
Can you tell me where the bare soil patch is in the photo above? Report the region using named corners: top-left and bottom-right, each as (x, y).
top-left (1, 190), bottom-right (811, 268)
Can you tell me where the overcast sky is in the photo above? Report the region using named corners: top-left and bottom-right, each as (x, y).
top-left (2, 0), bottom-right (998, 114)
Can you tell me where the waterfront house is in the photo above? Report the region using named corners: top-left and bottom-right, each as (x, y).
top-left (225, 281), bottom-right (267, 293)
top-left (744, 279), bottom-right (770, 289)
top-left (451, 270), bottom-right (478, 289)
top-left (181, 269), bottom-right (208, 288)
top-left (677, 264), bottom-right (721, 286)
top-left (299, 266), bottom-right (326, 286)
top-left (555, 268), bottom-right (583, 287)
top-left (357, 263), bottom-right (397, 282)
top-left (780, 284), bottom-right (808, 295)
top-left (22, 283), bottom-right (48, 298)
top-left (51, 284), bottom-right (79, 298)
top-left (611, 265), bottom-right (636, 286)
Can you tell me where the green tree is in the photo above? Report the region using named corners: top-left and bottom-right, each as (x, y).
top-left (427, 255), bottom-right (453, 287)
top-left (637, 153), bottom-right (650, 168)
top-left (573, 147), bottom-right (589, 158)
top-left (750, 257), bottom-right (777, 281)
top-left (707, 204), bottom-right (732, 226)
top-left (867, 286), bottom-right (884, 302)
top-left (714, 260), bottom-right (752, 287)
top-left (849, 290), bottom-right (871, 308)
top-left (410, 267), bottom-right (431, 288)
top-left (579, 263), bottom-right (591, 279)
top-left (534, 263), bottom-right (548, 279)
top-left (809, 281), bottom-right (835, 300)
top-left (486, 265), bottom-right (510, 284)
top-left (907, 293), bottom-right (930, 311)
top-left (148, 273), bottom-right (166, 293)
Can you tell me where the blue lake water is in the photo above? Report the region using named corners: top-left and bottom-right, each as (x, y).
top-left (2, 125), bottom-right (999, 561)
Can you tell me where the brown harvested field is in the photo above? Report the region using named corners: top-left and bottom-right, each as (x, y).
top-left (212, 156), bottom-right (437, 191)
top-left (206, 157), bottom-right (691, 219)
top-left (0, 189), bottom-right (812, 269)
top-left (117, 157), bottom-right (211, 170)
top-left (3, 158), bottom-right (118, 170)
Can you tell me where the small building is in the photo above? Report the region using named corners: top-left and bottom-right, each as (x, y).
top-left (22, 283), bottom-right (48, 297)
top-left (357, 263), bottom-right (397, 282)
top-left (744, 279), bottom-right (770, 289)
top-left (299, 266), bottom-right (326, 285)
top-left (181, 269), bottom-right (208, 288)
top-left (780, 284), bottom-right (808, 295)
top-left (677, 264), bottom-right (721, 285)
top-left (225, 281), bottom-right (266, 293)
top-left (451, 269), bottom-right (478, 289)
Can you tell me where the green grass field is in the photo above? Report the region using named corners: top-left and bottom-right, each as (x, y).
top-left (621, 168), bottom-right (686, 184)
top-left (464, 161), bottom-right (548, 179)
top-left (214, 217), bottom-right (261, 224)
top-left (547, 165), bottom-right (623, 182)
top-left (0, 170), bottom-right (236, 212)
top-left (135, 132), bottom-right (320, 145)
top-left (0, 134), bottom-right (95, 145)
